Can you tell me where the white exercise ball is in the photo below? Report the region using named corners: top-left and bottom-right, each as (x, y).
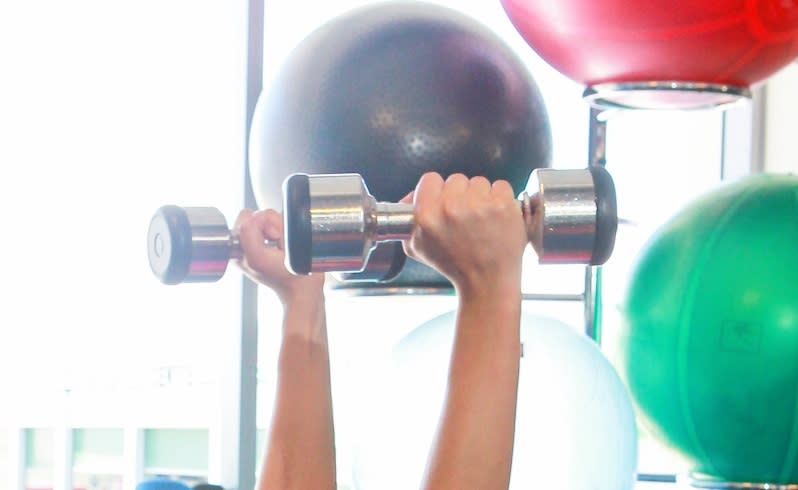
top-left (351, 310), bottom-right (638, 489)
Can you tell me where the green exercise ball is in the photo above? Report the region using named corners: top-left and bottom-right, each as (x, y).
top-left (619, 173), bottom-right (798, 486)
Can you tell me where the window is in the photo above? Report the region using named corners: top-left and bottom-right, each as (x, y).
top-left (1, 2), bottom-right (246, 384)
top-left (72, 429), bottom-right (124, 490)
top-left (143, 429), bottom-right (209, 485)
top-left (2, 1), bottom-right (249, 488)
top-left (24, 429), bottom-right (54, 490)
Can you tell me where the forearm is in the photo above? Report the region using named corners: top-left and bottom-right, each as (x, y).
top-left (258, 293), bottom-right (336, 490)
top-left (423, 285), bottom-right (522, 490)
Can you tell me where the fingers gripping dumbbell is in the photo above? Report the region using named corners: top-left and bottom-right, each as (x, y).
top-left (283, 167), bottom-right (617, 277)
top-left (147, 167), bottom-right (617, 285)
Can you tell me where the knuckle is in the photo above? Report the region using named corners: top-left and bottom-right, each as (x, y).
top-left (446, 172), bottom-right (468, 184)
top-left (413, 209), bottom-right (436, 232)
top-left (420, 172), bottom-right (444, 187)
top-left (471, 176), bottom-right (490, 187)
top-left (492, 179), bottom-right (513, 194)
top-left (442, 197), bottom-right (464, 219)
top-left (234, 209), bottom-right (254, 228)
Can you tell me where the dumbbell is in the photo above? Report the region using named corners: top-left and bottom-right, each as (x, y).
top-left (284, 166), bottom-right (616, 277)
top-left (147, 167), bottom-right (617, 285)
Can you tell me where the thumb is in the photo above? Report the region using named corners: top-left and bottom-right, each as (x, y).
top-left (399, 190), bottom-right (415, 204)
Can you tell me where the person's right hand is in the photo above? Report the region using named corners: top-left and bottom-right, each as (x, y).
top-left (234, 209), bottom-right (325, 304)
top-left (402, 172), bottom-right (528, 298)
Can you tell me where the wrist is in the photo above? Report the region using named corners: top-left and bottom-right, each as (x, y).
top-left (278, 277), bottom-right (325, 307)
top-left (455, 273), bottom-right (522, 306)
top-left (281, 290), bottom-right (326, 325)
top-left (281, 289), bottom-right (327, 341)
top-left (457, 282), bottom-right (522, 332)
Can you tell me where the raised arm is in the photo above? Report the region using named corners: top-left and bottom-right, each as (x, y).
top-left (234, 209), bottom-right (336, 490)
top-left (403, 172), bottom-right (528, 490)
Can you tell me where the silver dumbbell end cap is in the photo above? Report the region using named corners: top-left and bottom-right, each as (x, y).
top-left (148, 205), bottom-right (193, 285)
top-left (147, 206), bottom-right (233, 284)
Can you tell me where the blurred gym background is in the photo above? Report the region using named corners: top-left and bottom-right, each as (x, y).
top-left (1, 0), bottom-right (797, 489)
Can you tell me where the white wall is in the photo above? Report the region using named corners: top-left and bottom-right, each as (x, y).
top-left (763, 62), bottom-right (798, 174)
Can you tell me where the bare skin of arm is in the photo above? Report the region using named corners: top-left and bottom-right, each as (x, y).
top-left (235, 209), bottom-right (336, 490)
top-left (403, 172), bottom-right (528, 490)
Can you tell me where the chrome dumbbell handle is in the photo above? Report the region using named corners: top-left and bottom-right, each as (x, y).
top-left (283, 166), bottom-right (617, 276)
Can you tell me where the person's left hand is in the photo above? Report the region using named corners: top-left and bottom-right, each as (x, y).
top-left (234, 208), bottom-right (325, 304)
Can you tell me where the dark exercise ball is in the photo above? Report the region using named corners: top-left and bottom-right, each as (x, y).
top-left (250, 1), bottom-right (552, 211)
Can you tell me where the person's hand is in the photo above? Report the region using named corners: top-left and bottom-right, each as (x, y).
top-left (402, 172), bottom-right (528, 297)
top-left (234, 209), bottom-right (325, 304)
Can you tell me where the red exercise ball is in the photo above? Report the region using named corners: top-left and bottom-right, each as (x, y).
top-left (501, 0), bottom-right (798, 108)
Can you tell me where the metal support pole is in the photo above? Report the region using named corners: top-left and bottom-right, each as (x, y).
top-left (53, 425), bottom-right (72, 490)
top-left (216, 0), bottom-right (264, 488)
top-left (584, 106), bottom-right (608, 342)
top-left (233, 0), bottom-right (264, 485)
top-left (122, 427), bottom-right (144, 489)
top-left (720, 85), bottom-right (765, 180)
top-left (588, 107), bottom-right (608, 167)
